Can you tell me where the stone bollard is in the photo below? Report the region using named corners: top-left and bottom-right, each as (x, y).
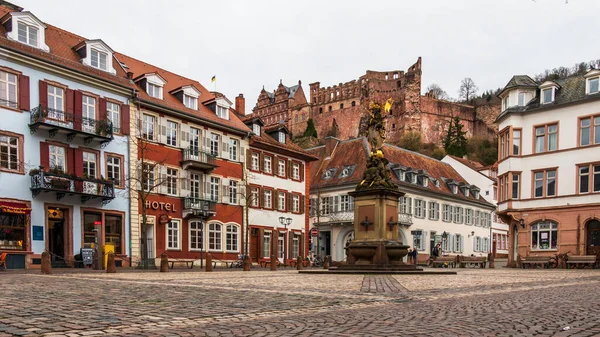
top-left (106, 252), bottom-right (117, 273)
top-left (41, 251), bottom-right (52, 275)
top-left (270, 254), bottom-right (277, 271)
top-left (160, 252), bottom-right (169, 272)
top-left (296, 256), bottom-right (303, 270)
top-left (488, 253), bottom-right (495, 269)
top-left (205, 253), bottom-right (213, 272)
top-left (323, 255), bottom-right (330, 269)
top-left (243, 255), bottom-right (251, 272)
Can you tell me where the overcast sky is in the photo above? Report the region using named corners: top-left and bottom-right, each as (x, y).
top-left (17, 0), bottom-right (599, 110)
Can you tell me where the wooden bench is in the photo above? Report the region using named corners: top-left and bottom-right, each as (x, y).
top-left (566, 255), bottom-right (598, 269)
top-left (521, 256), bottom-right (551, 269)
top-left (168, 259), bottom-right (195, 269)
top-left (458, 256), bottom-right (487, 268)
top-left (431, 256), bottom-right (457, 268)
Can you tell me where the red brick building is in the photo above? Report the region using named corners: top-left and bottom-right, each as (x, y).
top-left (117, 53), bottom-right (251, 265)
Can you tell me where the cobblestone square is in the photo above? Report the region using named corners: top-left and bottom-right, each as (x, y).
top-left (1, 268), bottom-right (599, 336)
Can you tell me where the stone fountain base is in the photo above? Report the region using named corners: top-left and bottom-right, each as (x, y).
top-left (337, 240), bottom-right (418, 270)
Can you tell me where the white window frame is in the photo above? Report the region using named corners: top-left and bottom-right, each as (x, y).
top-left (226, 224), bottom-right (239, 252)
top-left (252, 124), bottom-right (261, 136)
top-left (587, 77), bottom-right (599, 95)
top-left (208, 222), bottom-right (222, 251)
top-left (166, 168), bottom-right (178, 196)
top-left (414, 199), bottom-right (425, 219)
top-left (264, 156), bottom-right (272, 174)
top-left (47, 85), bottom-right (65, 117)
top-left (293, 163), bottom-right (300, 180)
top-left (278, 159), bottom-right (285, 177)
top-left (263, 232), bottom-right (271, 258)
top-left (210, 176), bottom-right (220, 202)
top-left (189, 220), bottom-right (203, 251)
top-left (228, 180), bottom-right (238, 204)
top-left (90, 48), bottom-right (108, 71)
top-left (251, 153), bottom-right (259, 170)
top-left (277, 191), bottom-right (286, 211)
top-left (466, 208), bottom-right (473, 225)
top-left (82, 151), bottom-right (96, 178)
top-left (293, 194), bottom-right (300, 213)
top-left (183, 94), bottom-right (198, 110)
top-left (442, 204), bottom-right (452, 222)
top-left (190, 173), bottom-right (200, 199)
top-left (428, 201), bottom-right (439, 221)
top-left (399, 196), bottom-right (412, 215)
top-left (216, 105), bottom-right (229, 119)
top-left (106, 102), bottom-right (120, 133)
top-left (291, 235), bottom-right (299, 259)
top-left (541, 87), bottom-right (554, 104)
top-left (166, 121), bottom-right (178, 147)
top-left (251, 187), bottom-right (259, 207)
top-left (106, 155), bottom-right (121, 185)
top-left (0, 71), bottom-right (18, 108)
top-left (166, 219), bottom-right (181, 250)
top-left (229, 138), bottom-right (238, 161)
top-left (82, 95), bottom-right (96, 133)
top-left (0, 134), bottom-right (19, 171)
top-left (147, 82), bottom-right (163, 99)
top-left (142, 114), bottom-right (155, 141)
top-left (264, 189), bottom-right (272, 209)
top-left (531, 222), bottom-right (558, 250)
top-left (17, 21), bottom-right (38, 47)
top-left (49, 145), bottom-right (66, 172)
top-left (210, 133), bottom-right (220, 157)
top-left (278, 132), bottom-right (286, 143)
top-left (142, 163), bottom-right (155, 192)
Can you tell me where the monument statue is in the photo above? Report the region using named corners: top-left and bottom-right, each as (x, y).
top-left (358, 99), bottom-right (395, 190)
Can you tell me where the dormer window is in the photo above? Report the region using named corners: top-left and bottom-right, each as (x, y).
top-left (278, 132), bottom-right (286, 144)
top-left (452, 185), bottom-right (458, 194)
top-left (422, 178), bottom-right (429, 188)
top-left (462, 187), bottom-right (470, 197)
top-left (216, 106), bottom-right (229, 120)
top-left (411, 173), bottom-right (417, 184)
top-left (90, 49), bottom-right (108, 70)
top-left (339, 165), bottom-right (355, 178)
top-left (517, 92), bottom-right (525, 106)
top-left (473, 190), bottom-right (480, 199)
top-left (4, 12), bottom-right (50, 52)
top-left (252, 124), bottom-right (261, 136)
top-left (147, 83), bottom-right (162, 99)
top-left (17, 21), bottom-right (38, 47)
top-left (503, 96), bottom-right (509, 111)
top-left (183, 94), bottom-right (197, 110)
top-left (323, 168), bottom-right (336, 180)
top-left (542, 88), bottom-right (553, 104)
top-left (397, 170), bottom-right (406, 181)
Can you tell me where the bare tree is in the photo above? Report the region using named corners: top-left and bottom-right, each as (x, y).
top-left (458, 77), bottom-right (478, 102)
top-left (127, 115), bottom-right (178, 268)
top-left (425, 83), bottom-right (449, 100)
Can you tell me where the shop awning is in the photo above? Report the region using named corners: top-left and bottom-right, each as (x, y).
top-left (0, 201), bottom-right (32, 215)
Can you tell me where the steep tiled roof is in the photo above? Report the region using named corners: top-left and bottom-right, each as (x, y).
top-left (250, 132), bottom-right (317, 161)
top-left (114, 52), bottom-right (250, 134)
top-left (497, 74), bottom-right (600, 121)
top-left (0, 6), bottom-right (134, 90)
top-left (307, 137), bottom-right (493, 207)
top-left (447, 155), bottom-right (484, 170)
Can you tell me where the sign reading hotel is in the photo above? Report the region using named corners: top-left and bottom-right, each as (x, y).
top-left (145, 200), bottom-right (177, 212)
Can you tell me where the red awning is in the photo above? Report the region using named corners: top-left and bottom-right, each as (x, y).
top-left (0, 201), bottom-right (32, 215)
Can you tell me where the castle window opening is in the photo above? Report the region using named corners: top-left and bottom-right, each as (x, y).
top-left (392, 124), bottom-right (395, 129)
top-left (393, 73), bottom-right (398, 79)
top-left (389, 109), bottom-right (393, 116)
top-left (340, 103), bottom-right (344, 109)
top-left (330, 92), bottom-right (334, 99)
top-left (397, 80), bottom-right (402, 88)
top-left (328, 106), bottom-right (332, 112)
top-left (351, 101), bottom-right (356, 107)
top-left (295, 115), bottom-right (298, 123)
top-left (319, 107), bottom-right (323, 114)
top-left (385, 74), bottom-right (389, 80)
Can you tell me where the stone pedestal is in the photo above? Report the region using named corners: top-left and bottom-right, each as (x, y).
top-left (160, 253), bottom-right (169, 272)
top-left (41, 251), bottom-right (52, 275)
top-left (338, 187), bottom-right (419, 271)
top-left (106, 253), bottom-right (117, 273)
top-left (206, 253), bottom-right (213, 272)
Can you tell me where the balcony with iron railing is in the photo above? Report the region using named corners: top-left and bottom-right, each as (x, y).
top-left (28, 105), bottom-right (113, 146)
top-left (182, 195), bottom-right (217, 218)
top-left (180, 148), bottom-right (218, 173)
top-left (30, 167), bottom-right (115, 204)
top-left (397, 212), bottom-right (413, 227)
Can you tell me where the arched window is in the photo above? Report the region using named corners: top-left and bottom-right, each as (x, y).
top-left (319, 107), bottom-right (323, 114)
top-left (208, 222), bottom-right (222, 251)
top-left (189, 220), bottom-right (204, 251)
top-left (301, 113), bottom-right (306, 121)
top-left (226, 224), bottom-right (239, 252)
top-left (351, 101), bottom-right (356, 107)
top-left (531, 221), bottom-right (558, 250)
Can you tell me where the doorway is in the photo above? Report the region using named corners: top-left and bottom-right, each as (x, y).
top-left (512, 225), bottom-right (519, 262)
top-left (319, 231), bottom-right (331, 257)
top-left (586, 220), bottom-right (600, 256)
top-left (47, 207), bottom-right (68, 266)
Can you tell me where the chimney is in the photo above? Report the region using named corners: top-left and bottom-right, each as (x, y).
top-left (235, 94), bottom-right (245, 115)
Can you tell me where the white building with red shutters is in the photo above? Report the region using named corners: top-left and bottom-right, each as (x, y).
top-left (0, 3), bottom-right (133, 268)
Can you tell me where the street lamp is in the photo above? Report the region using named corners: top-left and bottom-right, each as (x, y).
top-left (519, 218), bottom-right (525, 229)
top-left (278, 217), bottom-right (292, 264)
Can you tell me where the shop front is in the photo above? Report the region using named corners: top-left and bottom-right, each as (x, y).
top-left (0, 200), bottom-right (32, 269)
top-left (81, 208), bottom-right (127, 267)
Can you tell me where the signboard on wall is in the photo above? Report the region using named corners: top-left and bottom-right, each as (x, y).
top-left (32, 226), bottom-right (43, 241)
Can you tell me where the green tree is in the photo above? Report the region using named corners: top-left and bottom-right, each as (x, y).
top-left (444, 117), bottom-right (468, 157)
top-left (303, 118), bottom-right (318, 138)
top-left (398, 131), bottom-right (422, 151)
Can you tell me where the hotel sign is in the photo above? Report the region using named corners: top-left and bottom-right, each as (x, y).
top-left (145, 200), bottom-right (177, 213)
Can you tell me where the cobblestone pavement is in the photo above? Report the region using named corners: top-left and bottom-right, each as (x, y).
top-left (1, 268), bottom-right (600, 336)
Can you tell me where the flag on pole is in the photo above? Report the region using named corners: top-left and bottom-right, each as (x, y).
top-left (211, 75), bottom-right (216, 83)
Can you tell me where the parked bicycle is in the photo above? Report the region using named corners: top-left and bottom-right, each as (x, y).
top-left (549, 251), bottom-right (570, 268)
top-left (230, 254), bottom-right (245, 268)
top-left (311, 254), bottom-right (324, 268)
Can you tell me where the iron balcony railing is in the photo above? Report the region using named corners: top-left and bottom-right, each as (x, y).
top-left (30, 168), bottom-right (115, 204)
top-left (183, 196), bottom-right (217, 213)
top-left (398, 212), bottom-right (413, 226)
top-left (181, 148), bottom-right (217, 167)
top-left (0, 98), bottom-right (18, 109)
top-left (29, 105), bottom-right (114, 141)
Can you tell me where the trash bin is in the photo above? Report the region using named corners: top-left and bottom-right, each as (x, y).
top-left (103, 243), bottom-right (115, 269)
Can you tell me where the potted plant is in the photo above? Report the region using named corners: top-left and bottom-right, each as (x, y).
top-left (29, 168), bottom-right (41, 177)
